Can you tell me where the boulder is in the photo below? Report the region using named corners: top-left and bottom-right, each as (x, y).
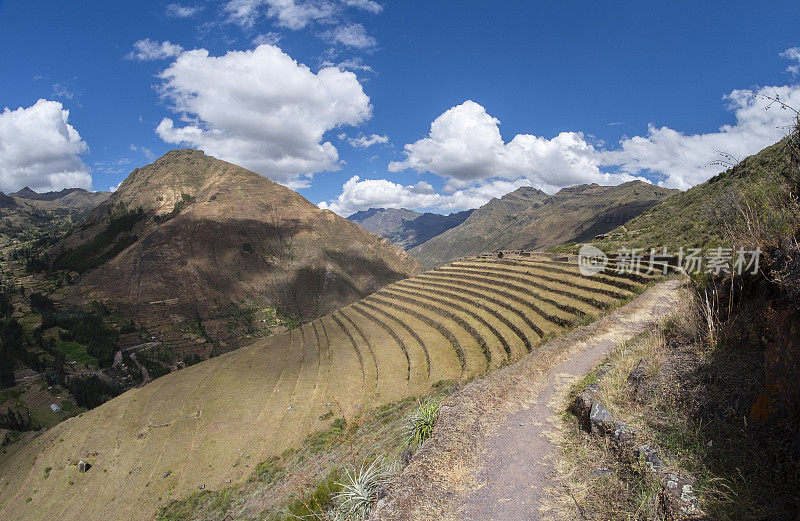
top-left (660, 472), bottom-right (703, 520)
top-left (589, 402), bottom-right (615, 435)
top-left (611, 421), bottom-right (636, 444)
top-left (637, 445), bottom-right (662, 472)
top-left (77, 460), bottom-right (91, 473)
top-left (571, 392), bottom-right (595, 432)
top-left (627, 358), bottom-right (650, 401)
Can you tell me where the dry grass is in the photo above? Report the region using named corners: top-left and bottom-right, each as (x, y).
top-left (554, 284), bottom-right (800, 520)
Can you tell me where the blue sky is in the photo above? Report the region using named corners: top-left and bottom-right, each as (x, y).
top-left (1, 1), bottom-right (799, 215)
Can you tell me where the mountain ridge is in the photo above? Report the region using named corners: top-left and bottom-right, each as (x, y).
top-left (410, 180), bottom-right (677, 269)
top-left (347, 207), bottom-right (474, 250)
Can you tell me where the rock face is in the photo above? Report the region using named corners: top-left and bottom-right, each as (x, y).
top-left (57, 150), bottom-right (421, 341)
top-left (411, 181), bottom-right (677, 269)
top-left (589, 401), bottom-right (615, 435)
top-left (347, 207), bottom-right (473, 250)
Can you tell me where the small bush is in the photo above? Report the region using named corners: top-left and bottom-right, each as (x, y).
top-left (333, 458), bottom-right (392, 521)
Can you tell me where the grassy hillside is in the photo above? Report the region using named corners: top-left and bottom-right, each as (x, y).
top-left (0, 253), bottom-right (659, 521)
top-left (412, 182), bottom-right (676, 269)
top-left (552, 138), bottom-right (797, 254)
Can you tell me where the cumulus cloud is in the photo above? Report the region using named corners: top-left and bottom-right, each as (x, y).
top-left (0, 99), bottom-right (91, 193)
top-left (155, 44), bottom-right (371, 186)
top-left (165, 3), bottom-right (203, 18)
top-left (318, 175), bottom-right (532, 216)
top-left (343, 133), bottom-right (388, 148)
top-left (600, 85), bottom-right (800, 189)
top-left (783, 47), bottom-right (800, 76)
top-left (321, 23), bottom-right (376, 49)
top-left (390, 85), bottom-right (800, 192)
top-left (389, 100), bottom-right (640, 193)
top-left (127, 39), bottom-right (184, 61)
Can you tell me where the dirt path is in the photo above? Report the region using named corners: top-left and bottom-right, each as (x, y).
top-left (371, 279), bottom-right (682, 521)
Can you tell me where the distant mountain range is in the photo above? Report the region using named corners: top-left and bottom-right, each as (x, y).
top-left (0, 187), bottom-right (111, 239)
top-left (410, 181), bottom-right (678, 269)
top-left (51, 149), bottom-right (420, 353)
top-left (347, 207), bottom-right (473, 250)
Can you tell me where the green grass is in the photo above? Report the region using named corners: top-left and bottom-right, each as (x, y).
top-left (54, 340), bottom-right (99, 367)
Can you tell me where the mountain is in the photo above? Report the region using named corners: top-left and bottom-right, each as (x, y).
top-left (53, 149), bottom-right (420, 350)
top-left (347, 207), bottom-right (474, 250)
top-left (0, 188), bottom-right (110, 240)
top-left (410, 181), bottom-right (678, 269)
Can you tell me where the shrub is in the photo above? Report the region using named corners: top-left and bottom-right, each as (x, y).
top-left (402, 397), bottom-right (441, 448)
top-left (333, 458), bottom-right (392, 521)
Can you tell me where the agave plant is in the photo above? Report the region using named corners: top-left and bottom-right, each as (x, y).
top-left (402, 397), bottom-right (441, 449)
top-left (334, 458), bottom-right (392, 520)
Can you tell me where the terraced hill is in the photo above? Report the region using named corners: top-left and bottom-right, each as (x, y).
top-left (0, 254), bottom-right (659, 521)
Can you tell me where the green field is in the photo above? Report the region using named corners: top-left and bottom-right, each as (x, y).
top-left (53, 340), bottom-right (99, 367)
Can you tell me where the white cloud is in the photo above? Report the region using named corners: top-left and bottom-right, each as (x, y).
top-left (344, 133), bottom-right (388, 148)
top-left (783, 47), bottom-right (800, 76)
top-left (165, 3), bottom-right (203, 18)
top-left (318, 175), bottom-right (532, 216)
top-left (320, 57), bottom-right (374, 73)
top-left (341, 0), bottom-right (382, 14)
top-left (127, 38), bottom-right (184, 61)
top-left (390, 85), bottom-right (800, 192)
top-left (321, 23), bottom-right (376, 49)
top-left (601, 85), bottom-right (800, 189)
top-left (130, 144), bottom-right (156, 161)
top-left (224, 0), bottom-right (337, 29)
top-left (389, 100), bottom-right (638, 193)
top-left (252, 31), bottom-right (283, 45)
top-left (0, 99), bottom-right (91, 193)
top-left (155, 44), bottom-right (371, 186)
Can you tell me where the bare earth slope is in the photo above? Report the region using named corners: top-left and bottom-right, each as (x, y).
top-left (56, 149), bottom-right (420, 333)
top-left (0, 254), bottom-right (652, 521)
top-left (411, 182), bottom-right (677, 269)
top-left (371, 278), bottom-right (681, 521)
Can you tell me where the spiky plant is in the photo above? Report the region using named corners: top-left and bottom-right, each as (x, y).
top-left (333, 458), bottom-right (392, 520)
top-left (402, 397), bottom-right (441, 449)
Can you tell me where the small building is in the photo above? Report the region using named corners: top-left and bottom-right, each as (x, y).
top-left (50, 404), bottom-right (61, 413)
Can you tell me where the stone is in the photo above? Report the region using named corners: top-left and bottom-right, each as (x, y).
top-left (611, 421), bottom-right (636, 444)
top-left (77, 460), bottom-right (91, 473)
top-left (589, 402), bottom-right (615, 435)
top-left (660, 472), bottom-right (702, 519)
top-left (637, 445), bottom-right (662, 472)
top-left (627, 358), bottom-right (650, 401)
top-left (591, 467), bottom-right (614, 477)
top-left (161, 471), bottom-right (171, 479)
top-left (198, 483), bottom-right (205, 490)
top-left (571, 392), bottom-right (593, 428)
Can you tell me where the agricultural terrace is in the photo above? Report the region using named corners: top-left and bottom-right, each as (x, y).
top-left (0, 253), bottom-right (659, 521)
